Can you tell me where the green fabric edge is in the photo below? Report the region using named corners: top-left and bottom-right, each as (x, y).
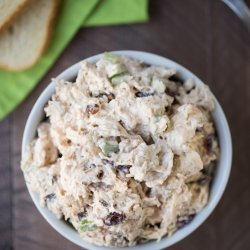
top-left (84, 0), bottom-right (149, 27)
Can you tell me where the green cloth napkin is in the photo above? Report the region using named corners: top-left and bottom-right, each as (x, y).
top-left (0, 0), bottom-right (148, 120)
top-left (85, 0), bottom-right (148, 27)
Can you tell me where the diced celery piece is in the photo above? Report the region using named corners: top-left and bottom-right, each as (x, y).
top-left (91, 91), bottom-right (99, 97)
top-left (154, 115), bottom-right (162, 123)
top-left (167, 120), bottom-right (173, 130)
top-left (103, 52), bottom-right (119, 64)
top-left (111, 73), bottom-right (126, 86)
top-left (108, 63), bottom-right (127, 78)
top-left (79, 219), bottom-right (97, 232)
top-left (103, 53), bottom-right (127, 78)
top-left (151, 75), bottom-right (166, 94)
top-left (103, 141), bottom-right (119, 156)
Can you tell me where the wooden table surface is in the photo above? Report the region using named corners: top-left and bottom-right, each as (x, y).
top-left (1, 0), bottom-right (249, 249)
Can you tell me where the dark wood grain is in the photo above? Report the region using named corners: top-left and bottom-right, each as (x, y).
top-left (205, 2), bottom-right (250, 250)
top-left (0, 117), bottom-right (12, 250)
top-left (0, 0), bottom-right (249, 249)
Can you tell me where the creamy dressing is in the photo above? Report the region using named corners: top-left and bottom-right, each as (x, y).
top-left (21, 53), bottom-right (219, 247)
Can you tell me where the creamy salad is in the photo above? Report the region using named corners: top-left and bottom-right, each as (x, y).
top-left (21, 53), bottom-right (219, 247)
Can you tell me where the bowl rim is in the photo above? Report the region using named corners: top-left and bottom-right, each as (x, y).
top-left (22, 50), bottom-right (232, 250)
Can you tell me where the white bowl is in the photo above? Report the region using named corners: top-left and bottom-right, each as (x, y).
top-left (22, 51), bottom-right (232, 250)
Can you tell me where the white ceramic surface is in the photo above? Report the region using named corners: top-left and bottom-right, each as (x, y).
top-left (22, 51), bottom-right (232, 250)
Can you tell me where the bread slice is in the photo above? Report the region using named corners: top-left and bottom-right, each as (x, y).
top-left (0, 0), bottom-right (59, 71)
top-left (0, 0), bottom-right (32, 31)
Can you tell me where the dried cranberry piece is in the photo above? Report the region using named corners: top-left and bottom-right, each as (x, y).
top-left (165, 88), bottom-right (176, 97)
top-left (45, 193), bottom-right (56, 203)
top-left (177, 214), bottom-right (195, 229)
top-left (52, 175), bottom-right (57, 184)
top-left (165, 106), bottom-right (174, 116)
top-left (146, 222), bottom-right (161, 229)
top-left (155, 222), bottom-right (161, 228)
top-left (197, 176), bottom-right (211, 185)
top-left (99, 199), bottom-right (109, 207)
top-left (195, 127), bottom-right (203, 133)
top-left (77, 211), bottom-right (87, 220)
top-left (106, 93), bottom-right (115, 102)
top-left (97, 170), bottom-right (104, 179)
top-left (119, 120), bottom-right (126, 127)
top-left (86, 104), bottom-right (99, 114)
top-left (103, 212), bottom-right (125, 226)
top-left (89, 163), bottom-right (96, 168)
top-left (145, 187), bottom-right (152, 197)
top-left (123, 237), bottom-right (129, 243)
top-left (204, 135), bottom-right (214, 154)
top-left (135, 91), bottom-right (153, 98)
top-left (102, 159), bottom-right (114, 165)
top-left (117, 165), bottom-right (131, 174)
top-left (168, 75), bottom-right (184, 84)
top-left (95, 93), bottom-right (115, 102)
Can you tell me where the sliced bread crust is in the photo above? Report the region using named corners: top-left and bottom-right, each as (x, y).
top-left (0, 0), bottom-right (59, 71)
top-left (0, 0), bottom-right (32, 32)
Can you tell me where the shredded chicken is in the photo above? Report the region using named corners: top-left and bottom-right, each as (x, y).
top-left (21, 53), bottom-right (219, 247)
